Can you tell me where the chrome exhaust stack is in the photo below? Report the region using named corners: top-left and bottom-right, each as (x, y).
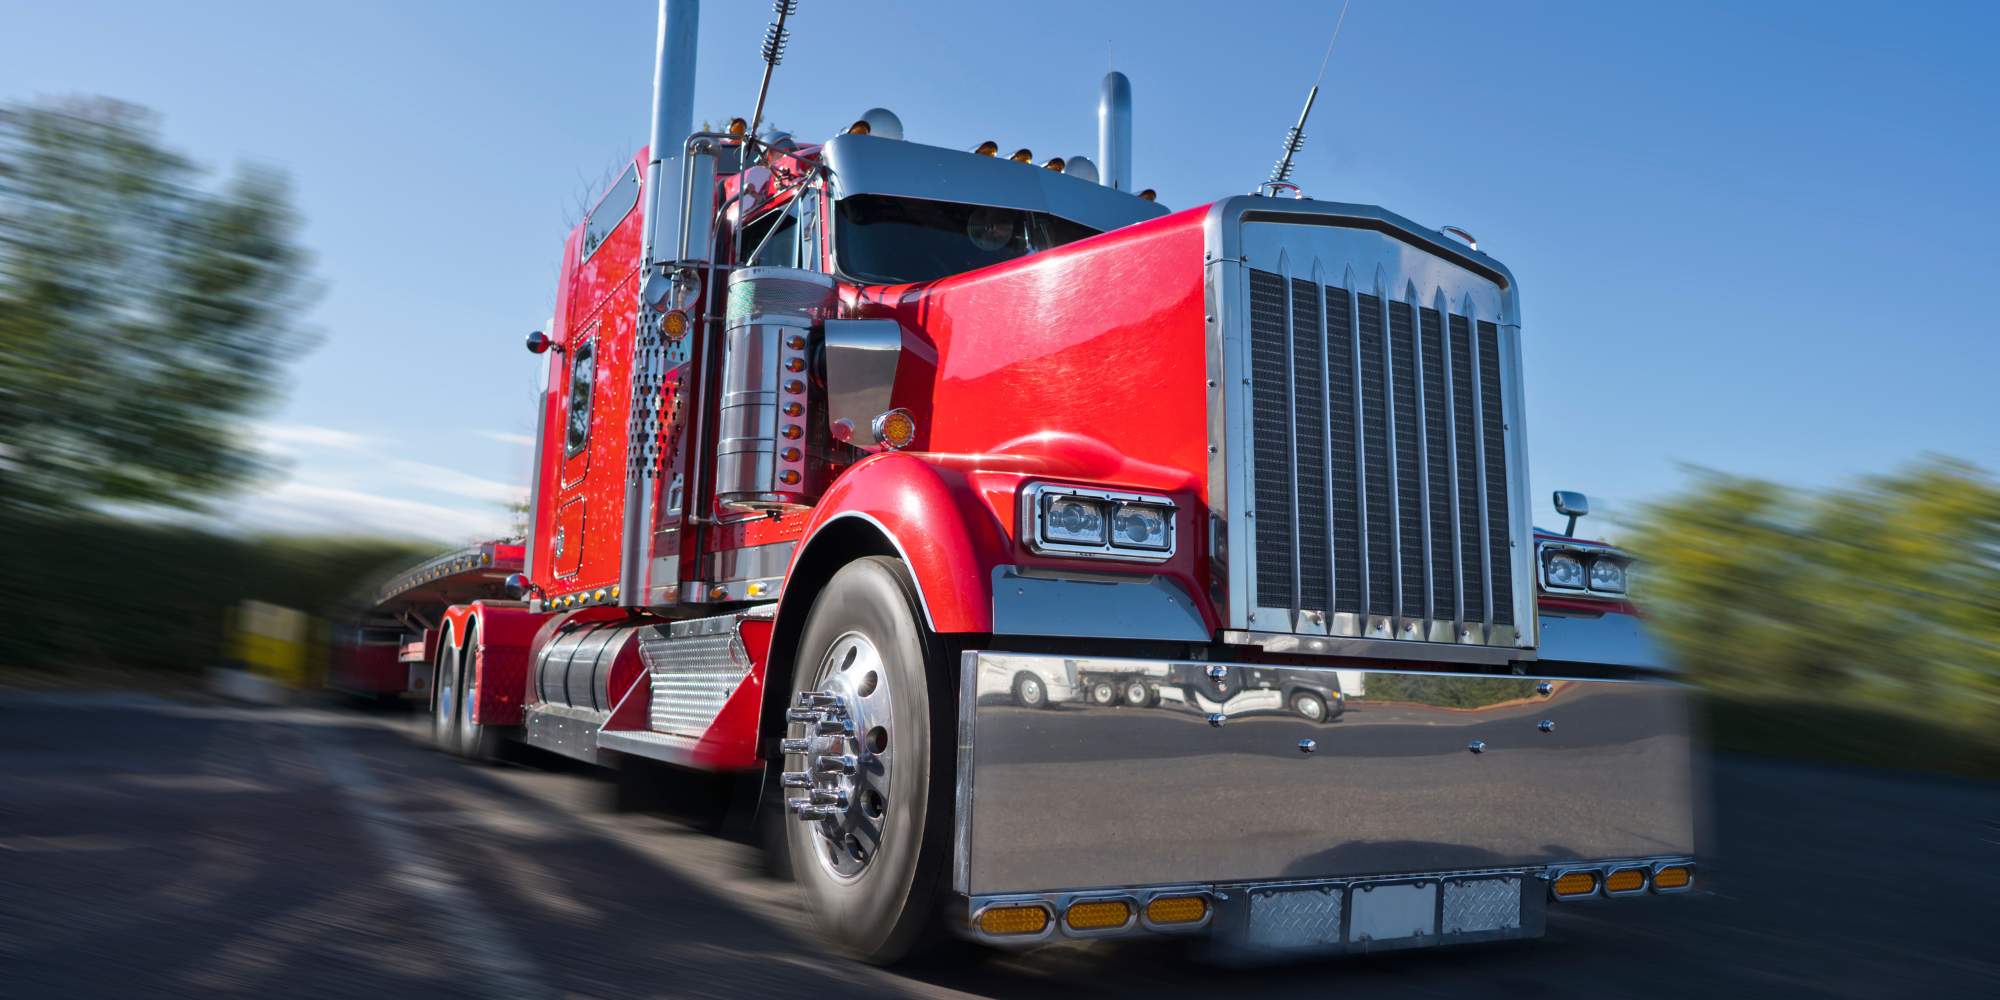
top-left (1097, 70), bottom-right (1132, 192)
top-left (621, 0), bottom-right (699, 609)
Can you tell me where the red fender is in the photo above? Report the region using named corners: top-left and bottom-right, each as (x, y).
top-left (783, 451), bottom-right (1007, 635)
top-left (441, 601), bottom-right (544, 727)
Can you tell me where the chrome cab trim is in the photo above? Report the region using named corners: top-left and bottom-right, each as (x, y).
top-left (820, 133), bottom-right (1167, 235)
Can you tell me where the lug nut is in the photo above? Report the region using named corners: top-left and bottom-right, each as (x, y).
top-left (780, 771), bottom-right (813, 788)
top-left (814, 754), bottom-right (857, 775)
top-left (797, 691), bottom-right (838, 707)
top-left (814, 718), bottom-right (851, 736)
top-left (809, 788), bottom-right (848, 808)
top-left (780, 738), bottom-right (812, 755)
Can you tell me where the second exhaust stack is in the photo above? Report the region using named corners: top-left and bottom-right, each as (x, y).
top-left (1097, 71), bottom-right (1132, 192)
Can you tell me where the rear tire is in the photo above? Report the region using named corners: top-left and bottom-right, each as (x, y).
top-left (1290, 690), bottom-right (1329, 724)
top-left (454, 621), bottom-right (498, 761)
top-left (1089, 680), bottom-right (1117, 706)
top-left (431, 627), bottom-right (460, 751)
top-left (783, 557), bottom-right (952, 964)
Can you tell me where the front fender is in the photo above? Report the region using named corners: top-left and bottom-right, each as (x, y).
top-left (784, 451), bottom-right (1007, 634)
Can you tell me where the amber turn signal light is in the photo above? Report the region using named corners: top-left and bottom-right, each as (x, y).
top-left (1652, 864), bottom-right (1693, 892)
top-left (1144, 895), bottom-right (1209, 926)
top-left (872, 408), bottom-right (917, 450)
top-left (1552, 870), bottom-right (1598, 898)
top-left (976, 904), bottom-right (1049, 936)
top-left (1009, 148), bottom-right (1033, 163)
top-left (974, 140), bottom-right (999, 156)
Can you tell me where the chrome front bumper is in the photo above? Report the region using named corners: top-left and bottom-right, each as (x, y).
top-left (954, 647), bottom-right (1696, 954)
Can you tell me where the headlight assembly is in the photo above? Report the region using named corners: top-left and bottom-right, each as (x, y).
top-left (1543, 550), bottom-right (1586, 590)
top-left (1587, 557), bottom-right (1627, 595)
top-left (1538, 540), bottom-right (1632, 599)
top-left (1022, 484), bottom-right (1176, 562)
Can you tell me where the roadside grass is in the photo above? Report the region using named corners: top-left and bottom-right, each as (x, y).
top-left (1699, 693), bottom-right (2000, 781)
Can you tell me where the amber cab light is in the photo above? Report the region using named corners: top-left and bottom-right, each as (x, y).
top-left (1604, 868), bottom-right (1647, 895)
top-left (1652, 865), bottom-right (1694, 892)
top-left (1144, 895), bottom-right (1209, 926)
top-left (1064, 899), bottom-right (1132, 931)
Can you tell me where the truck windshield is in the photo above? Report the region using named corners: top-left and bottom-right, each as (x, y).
top-left (833, 194), bottom-right (1099, 285)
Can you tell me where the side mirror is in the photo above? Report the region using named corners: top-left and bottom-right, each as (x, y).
top-left (525, 330), bottom-right (557, 355)
top-left (1553, 490), bottom-right (1590, 537)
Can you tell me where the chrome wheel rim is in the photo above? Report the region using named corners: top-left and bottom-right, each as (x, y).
top-left (1020, 676), bottom-right (1042, 704)
top-left (1296, 694), bottom-right (1324, 721)
top-left (793, 631), bottom-right (895, 882)
top-left (434, 648), bottom-right (455, 733)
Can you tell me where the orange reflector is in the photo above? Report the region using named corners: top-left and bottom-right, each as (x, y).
top-left (1605, 869), bottom-right (1646, 894)
top-left (977, 904), bottom-right (1049, 936)
top-left (1145, 895), bottom-right (1209, 925)
top-left (1064, 899), bottom-right (1131, 931)
top-left (662, 309), bottom-right (690, 340)
top-left (872, 408), bottom-right (917, 449)
top-left (1553, 871), bottom-right (1598, 898)
top-left (1653, 865), bottom-right (1692, 890)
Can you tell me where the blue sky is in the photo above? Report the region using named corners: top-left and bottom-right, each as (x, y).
top-left (5, 0), bottom-right (1995, 541)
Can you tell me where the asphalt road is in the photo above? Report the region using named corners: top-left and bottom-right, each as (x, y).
top-left (1, 690), bottom-right (1994, 999)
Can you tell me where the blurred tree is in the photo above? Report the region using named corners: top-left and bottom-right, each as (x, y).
top-left (0, 97), bottom-right (313, 517)
top-left (1628, 458), bottom-right (2000, 732)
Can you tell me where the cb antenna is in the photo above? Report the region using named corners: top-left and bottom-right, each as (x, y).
top-left (1265, 0), bottom-right (1351, 192)
top-left (747, 0), bottom-right (798, 148)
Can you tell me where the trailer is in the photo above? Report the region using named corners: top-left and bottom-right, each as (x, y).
top-left (327, 541), bottom-right (523, 701)
top-left (401, 0), bottom-right (1695, 963)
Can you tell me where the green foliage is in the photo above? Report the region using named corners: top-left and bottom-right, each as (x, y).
top-left (1361, 674), bottom-right (1538, 709)
top-left (0, 517), bottom-right (430, 674)
top-left (1626, 458), bottom-right (2000, 737)
top-left (0, 97), bottom-right (314, 517)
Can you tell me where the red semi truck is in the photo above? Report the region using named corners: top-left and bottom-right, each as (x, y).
top-left (393, 0), bottom-right (1696, 963)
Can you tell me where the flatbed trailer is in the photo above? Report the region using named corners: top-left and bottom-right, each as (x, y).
top-left (327, 541), bottom-right (523, 700)
top-left (387, 0), bottom-right (1696, 965)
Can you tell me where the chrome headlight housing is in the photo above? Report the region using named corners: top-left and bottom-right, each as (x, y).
top-left (1537, 539), bottom-right (1631, 598)
top-left (1021, 483), bottom-right (1176, 562)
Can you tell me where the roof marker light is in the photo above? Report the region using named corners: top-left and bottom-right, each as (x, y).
top-left (1009, 148), bottom-right (1033, 163)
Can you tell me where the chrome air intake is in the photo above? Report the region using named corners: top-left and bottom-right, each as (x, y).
top-left (1206, 199), bottom-right (1534, 659)
top-left (715, 266), bottom-right (835, 512)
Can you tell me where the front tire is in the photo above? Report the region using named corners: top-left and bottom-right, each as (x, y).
top-left (1011, 671), bottom-right (1049, 709)
top-left (783, 557), bottom-right (952, 964)
top-left (1290, 690), bottom-right (1329, 724)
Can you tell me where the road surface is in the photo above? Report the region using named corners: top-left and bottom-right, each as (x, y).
top-left (1, 690), bottom-right (1993, 998)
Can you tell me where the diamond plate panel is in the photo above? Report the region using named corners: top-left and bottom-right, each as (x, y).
top-left (1443, 878), bottom-right (1521, 935)
top-left (638, 624), bottom-right (748, 737)
top-left (1246, 886), bottom-right (1343, 950)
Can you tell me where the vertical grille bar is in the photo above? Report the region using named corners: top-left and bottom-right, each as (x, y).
top-left (1291, 275), bottom-right (1329, 614)
top-left (1449, 313), bottom-right (1485, 625)
top-left (1420, 306), bottom-right (1454, 622)
top-left (1465, 313), bottom-right (1494, 626)
top-left (1356, 293), bottom-right (1392, 618)
top-left (1478, 321), bottom-right (1514, 626)
top-left (1326, 285), bottom-right (1361, 616)
top-left (1248, 270), bottom-right (1293, 609)
top-left (1388, 301), bottom-right (1425, 621)
top-left (1280, 263), bottom-right (1302, 617)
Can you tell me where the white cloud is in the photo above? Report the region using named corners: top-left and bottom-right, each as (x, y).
top-left (387, 460), bottom-right (528, 505)
top-left (247, 480), bottom-right (511, 541)
top-left (255, 422), bottom-right (371, 455)
top-left (479, 430), bottom-right (535, 447)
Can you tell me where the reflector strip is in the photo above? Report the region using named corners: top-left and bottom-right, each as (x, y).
top-left (977, 904), bottom-right (1050, 936)
top-left (1064, 899), bottom-right (1132, 931)
top-left (1145, 895), bottom-right (1209, 926)
top-left (1552, 871), bottom-right (1598, 898)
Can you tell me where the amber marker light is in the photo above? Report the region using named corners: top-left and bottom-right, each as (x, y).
top-left (1552, 871), bottom-right (1599, 898)
top-left (872, 408), bottom-right (917, 450)
top-left (727, 117), bottom-right (748, 136)
top-left (976, 904), bottom-right (1049, 936)
top-left (1138, 188), bottom-right (1157, 202)
top-left (1144, 895), bottom-right (1209, 926)
top-left (1010, 148), bottom-right (1034, 163)
top-left (974, 140), bottom-right (999, 156)
top-left (1604, 868), bottom-right (1647, 895)
top-left (662, 309), bottom-right (690, 340)
top-left (847, 119), bottom-right (871, 135)
top-left (1652, 864), bottom-right (1694, 892)
top-left (1042, 156), bottom-right (1066, 171)
top-left (1064, 899), bottom-right (1132, 932)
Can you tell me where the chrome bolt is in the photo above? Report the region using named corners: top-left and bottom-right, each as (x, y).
top-left (1466, 740), bottom-right (1486, 754)
top-left (1206, 665), bottom-right (1228, 681)
top-left (1536, 682), bottom-right (1554, 697)
top-left (779, 738), bottom-right (812, 755)
top-left (780, 771), bottom-right (812, 788)
top-left (813, 754), bottom-right (857, 775)
top-left (813, 718), bottom-right (851, 736)
top-left (797, 691), bottom-right (839, 707)
top-left (809, 788), bottom-right (848, 808)
top-left (784, 707), bottom-right (824, 724)
top-left (1297, 739), bottom-right (1317, 754)
top-left (1207, 713), bottom-right (1228, 728)
top-left (1537, 719), bottom-right (1555, 733)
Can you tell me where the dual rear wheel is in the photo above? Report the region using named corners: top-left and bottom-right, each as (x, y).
top-left (431, 622), bottom-right (496, 759)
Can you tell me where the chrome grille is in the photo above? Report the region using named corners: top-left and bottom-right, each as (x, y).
top-left (1242, 265), bottom-right (1522, 644)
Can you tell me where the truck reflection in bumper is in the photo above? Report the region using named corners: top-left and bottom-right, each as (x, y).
top-left (954, 648), bottom-right (1696, 956)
